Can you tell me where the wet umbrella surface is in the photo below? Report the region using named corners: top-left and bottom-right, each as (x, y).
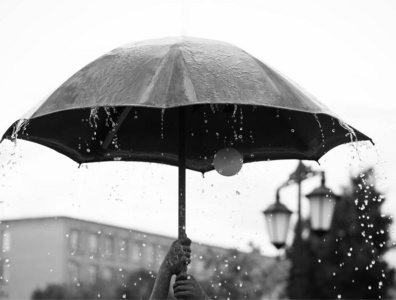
top-left (2, 37), bottom-right (372, 237)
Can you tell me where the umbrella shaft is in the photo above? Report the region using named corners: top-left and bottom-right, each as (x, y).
top-left (178, 107), bottom-right (186, 238)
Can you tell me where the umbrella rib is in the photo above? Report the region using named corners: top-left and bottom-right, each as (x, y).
top-left (101, 107), bottom-right (132, 150)
top-left (178, 48), bottom-right (199, 103)
top-left (102, 46), bottom-right (185, 151)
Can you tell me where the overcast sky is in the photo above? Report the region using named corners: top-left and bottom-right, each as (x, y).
top-left (0, 0), bottom-right (395, 256)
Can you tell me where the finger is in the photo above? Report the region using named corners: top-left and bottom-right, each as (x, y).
top-left (180, 236), bottom-right (192, 246)
top-left (173, 280), bottom-right (189, 289)
top-left (175, 274), bottom-right (189, 281)
top-left (174, 285), bottom-right (192, 292)
top-left (174, 291), bottom-right (191, 298)
top-left (182, 246), bottom-right (191, 253)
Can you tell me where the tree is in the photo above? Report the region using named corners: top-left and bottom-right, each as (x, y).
top-left (31, 280), bottom-right (116, 299)
top-left (287, 168), bottom-right (395, 299)
top-left (197, 246), bottom-right (289, 299)
top-left (32, 280), bottom-right (123, 300)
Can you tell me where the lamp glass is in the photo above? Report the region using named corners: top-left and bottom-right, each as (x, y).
top-left (264, 211), bottom-right (291, 247)
top-left (309, 196), bottom-right (336, 232)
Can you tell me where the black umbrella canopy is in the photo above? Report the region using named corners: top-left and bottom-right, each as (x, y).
top-left (2, 37), bottom-right (372, 172)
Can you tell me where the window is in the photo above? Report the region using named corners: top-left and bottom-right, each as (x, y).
top-left (101, 267), bottom-right (113, 282)
top-left (88, 265), bottom-right (98, 285)
top-left (0, 259), bottom-right (11, 283)
top-left (144, 243), bottom-right (155, 264)
top-left (67, 260), bottom-right (79, 283)
top-left (88, 233), bottom-right (99, 254)
top-left (116, 268), bottom-right (127, 285)
top-left (130, 243), bottom-right (140, 262)
top-left (156, 246), bottom-right (166, 265)
top-left (2, 230), bottom-right (10, 253)
top-left (104, 235), bottom-right (113, 257)
top-left (118, 239), bottom-right (128, 258)
top-left (69, 229), bottom-right (80, 252)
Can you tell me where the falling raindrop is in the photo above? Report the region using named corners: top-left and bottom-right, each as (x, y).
top-left (89, 107), bottom-right (99, 128)
top-left (161, 109), bottom-right (165, 139)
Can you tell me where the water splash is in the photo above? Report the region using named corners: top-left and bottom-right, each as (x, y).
top-left (314, 114), bottom-right (322, 129)
top-left (209, 104), bottom-right (217, 114)
top-left (89, 107), bottom-right (99, 128)
top-left (104, 107), bottom-right (117, 128)
top-left (314, 114), bottom-right (326, 147)
top-left (11, 119), bottom-right (29, 141)
top-left (338, 120), bottom-right (358, 145)
top-left (232, 105), bottom-right (238, 118)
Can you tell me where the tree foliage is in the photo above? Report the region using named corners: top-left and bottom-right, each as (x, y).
top-left (287, 168), bottom-right (395, 299)
top-left (31, 280), bottom-right (115, 299)
top-left (197, 246), bottom-right (289, 299)
top-left (32, 269), bottom-right (157, 300)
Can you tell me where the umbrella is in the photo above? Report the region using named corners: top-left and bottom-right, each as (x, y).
top-left (1, 37), bottom-right (372, 239)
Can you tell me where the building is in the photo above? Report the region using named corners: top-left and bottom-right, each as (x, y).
top-left (0, 216), bottom-right (259, 299)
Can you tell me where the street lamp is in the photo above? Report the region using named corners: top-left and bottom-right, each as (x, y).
top-left (262, 161), bottom-right (339, 299)
top-left (263, 161), bottom-right (338, 249)
top-left (263, 188), bottom-right (292, 249)
top-left (306, 171), bottom-right (339, 236)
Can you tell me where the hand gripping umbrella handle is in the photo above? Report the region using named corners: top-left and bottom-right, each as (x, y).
top-left (178, 233), bottom-right (188, 276)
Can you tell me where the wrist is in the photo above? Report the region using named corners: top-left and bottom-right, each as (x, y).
top-left (158, 262), bottom-right (173, 278)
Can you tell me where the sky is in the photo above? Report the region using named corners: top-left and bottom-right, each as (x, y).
top-left (0, 0), bottom-right (395, 257)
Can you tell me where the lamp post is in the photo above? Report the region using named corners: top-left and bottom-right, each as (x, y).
top-left (262, 161), bottom-right (339, 299)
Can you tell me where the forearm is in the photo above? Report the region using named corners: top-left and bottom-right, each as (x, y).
top-left (149, 264), bottom-right (173, 300)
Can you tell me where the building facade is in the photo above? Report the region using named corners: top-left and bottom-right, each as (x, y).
top-left (0, 216), bottom-right (238, 299)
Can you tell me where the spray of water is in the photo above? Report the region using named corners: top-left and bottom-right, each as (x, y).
top-left (10, 119), bottom-right (29, 141)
